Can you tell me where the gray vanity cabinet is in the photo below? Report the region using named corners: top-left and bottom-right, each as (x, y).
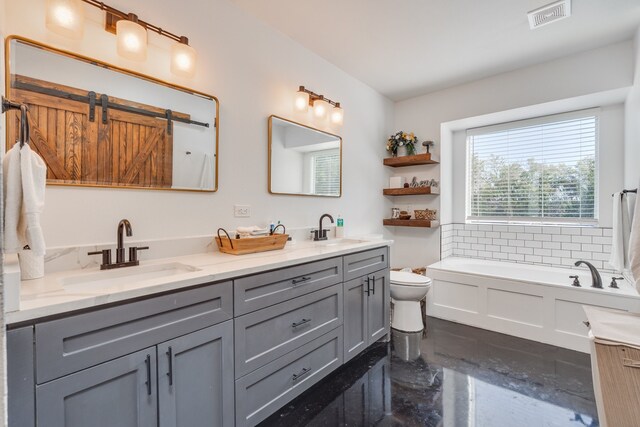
top-left (343, 266), bottom-right (390, 363)
top-left (8, 327), bottom-right (35, 427)
top-left (157, 321), bottom-right (234, 427)
top-left (36, 347), bottom-right (158, 427)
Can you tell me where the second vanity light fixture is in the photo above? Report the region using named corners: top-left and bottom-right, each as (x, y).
top-left (294, 86), bottom-right (344, 125)
top-left (45, 0), bottom-right (197, 77)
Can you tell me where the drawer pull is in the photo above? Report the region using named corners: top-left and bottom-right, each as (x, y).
top-left (145, 354), bottom-right (152, 396)
top-left (364, 277), bottom-right (371, 296)
top-left (166, 346), bottom-right (174, 387)
top-left (292, 318), bottom-right (312, 328)
top-left (623, 358), bottom-right (640, 369)
top-left (292, 367), bottom-right (312, 382)
top-left (292, 276), bottom-right (311, 285)
top-left (583, 321), bottom-right (590, 328)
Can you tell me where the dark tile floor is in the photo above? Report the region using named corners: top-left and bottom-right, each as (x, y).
top-left (259, 317), bottom-right (599, 427)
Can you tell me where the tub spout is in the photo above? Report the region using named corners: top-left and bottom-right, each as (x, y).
top-left (574, 260), bottom-right (602, 289)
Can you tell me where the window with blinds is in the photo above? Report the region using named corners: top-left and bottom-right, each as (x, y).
top-left (466, 110), bottom-right (598, 224)
top-left (312, 149), bottom-right (340, 196)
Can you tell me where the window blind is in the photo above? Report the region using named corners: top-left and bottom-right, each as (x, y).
top-left (312, 149), bottom-right (340, 196)
top-left (467, 111), bottom-right (598, 224)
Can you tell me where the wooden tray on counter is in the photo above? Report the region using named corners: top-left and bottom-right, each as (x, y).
top-left (215, 233), bottom-right (289, 255)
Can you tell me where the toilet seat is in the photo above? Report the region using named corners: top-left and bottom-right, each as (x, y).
top-left (390, 271), bottom-right (431, 286)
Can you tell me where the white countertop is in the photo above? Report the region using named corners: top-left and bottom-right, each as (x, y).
top-left (6, 238), bottom-right (392, 324)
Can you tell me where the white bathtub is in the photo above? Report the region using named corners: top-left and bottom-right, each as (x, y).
top-left (427, 257), bottom-right (640, 353)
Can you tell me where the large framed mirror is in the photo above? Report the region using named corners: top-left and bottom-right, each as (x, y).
top-left (268, 116), bottom-right (342, 197)
top-left (5, 36), bottom-right (218, 192)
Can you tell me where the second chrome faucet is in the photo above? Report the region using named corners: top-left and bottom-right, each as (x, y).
top-left (88, 219), bottom-right (149, 270)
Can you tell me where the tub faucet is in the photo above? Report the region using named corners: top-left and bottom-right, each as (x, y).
top-left (314, 214), bottom-right (334, 241)
top-left (574, 260), bottom-right (602, 289)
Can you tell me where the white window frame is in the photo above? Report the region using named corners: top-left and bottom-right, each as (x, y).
top-left (465, 108), bottom-right (600, 226)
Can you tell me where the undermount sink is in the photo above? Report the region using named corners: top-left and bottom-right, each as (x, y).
top-left (59, 262), bottom-right (202, 291)
top-left (314, 238), bottom-right (366, 247)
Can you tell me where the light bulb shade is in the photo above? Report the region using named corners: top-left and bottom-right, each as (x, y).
top-left (313, 99), bottom-right (330, 119)
top-left (294, 90), bottom-right (310, 112)
top-left (45, 0), bottom-right (84, 39)
top-left (116, 19), bottom-right (147, 61)
top-left (171, 41), bottom-right (197, 78)
top-left (331, 105), bottom-right (344, 125)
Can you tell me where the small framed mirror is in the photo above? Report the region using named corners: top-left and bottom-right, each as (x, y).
top-left (5, 36), bottom-right (218, 192)
top-left (268, 116), bottom-right (342, 197)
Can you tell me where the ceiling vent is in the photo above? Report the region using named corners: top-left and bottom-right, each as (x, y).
top-left (528, 0), bottom-right (571, 29)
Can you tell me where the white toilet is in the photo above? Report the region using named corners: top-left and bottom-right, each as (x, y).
top-left (390, 271), bottom-right (432, 332)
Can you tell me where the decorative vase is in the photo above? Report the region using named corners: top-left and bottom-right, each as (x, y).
top-left (396, 146), bottom-right (408, 157)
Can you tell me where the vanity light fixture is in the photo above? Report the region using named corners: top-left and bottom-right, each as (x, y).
top-left (116, 14), bottom-right (147, 61)
top-left (45, 0), bottom-right (85, 39)
top-left (294, 86), bottom-right (343, 125)
top-left (44, 0), bottom-right (198, 76)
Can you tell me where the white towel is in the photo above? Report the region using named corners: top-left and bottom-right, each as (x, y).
top-left (199, 154), bottom-right (213, 190)
top-left (3, 144), bottom-right (23, 253)
top-left (609, 192), bottom-right (631, 271)
top-left (20, 144), bottom-right (47, 256)
top-left (629, 183), bottom-right (640, 292)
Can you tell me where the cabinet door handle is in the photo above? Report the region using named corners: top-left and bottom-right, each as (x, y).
top-left (166, 346), bottom-right (174, 387)
top-left (292, 318), bottom-right (312, 328)
top-left (364, 277), bottom-right (371, 296)
top-left (371, 276), bottom-right (376, 295)
top-left (292, 367), bottom-right (312, 382)
top-left (145, 354), bottom-right (152, 396)
top-left (292, 276), bottom-right (311, 285)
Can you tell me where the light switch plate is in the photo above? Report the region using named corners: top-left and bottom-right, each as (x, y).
top-left (234, 205), bottom-right (251, 217)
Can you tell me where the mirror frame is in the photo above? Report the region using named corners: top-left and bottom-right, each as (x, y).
top-left (4, 35), bottom-right (220, 192)
top-left (268, 115), bottom-right (342, 198)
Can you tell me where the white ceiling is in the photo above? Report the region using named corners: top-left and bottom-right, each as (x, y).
top-left (232, 0), bottom-right (640, 101)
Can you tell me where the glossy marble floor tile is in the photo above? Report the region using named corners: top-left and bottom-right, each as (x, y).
top-left (259, 317), bottom-right (599, 427)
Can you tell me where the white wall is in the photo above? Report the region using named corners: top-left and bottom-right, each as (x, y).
top-left (625, 27), bottom-right (640, 189)
top-left (1, 0), bottom-right (394, 248)
top-left (394, 40), bottom-right (635, 268)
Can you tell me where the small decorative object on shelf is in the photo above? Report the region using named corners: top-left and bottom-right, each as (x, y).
top-left (409, 177), bottom-right (439, 188)
top-left (391, 208), bottom-right (400, 219)
top-left (387, 131), bottom-right (418, 157)
top-left (398, 210), bottom-right (411, 220)
top-left (414, 209), bottom-right (437, 221)
top-left (422, 140), bottom-right (435, 154)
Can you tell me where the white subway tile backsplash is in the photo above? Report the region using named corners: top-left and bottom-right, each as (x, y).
top-left (561, 228), bottom-right (581, 235)
top-left (516, 233), bottom-right (534, 240)
top-left (582, 244), bottom-right (603, 252)
top-left (533, 234), bottom-right (552, 242)
top-left (445, 223), bottom-right (616, 273)
top-left (581, 228), bottom-right (603, 236)
top-left (516, 247), bottom-right (534, 255)
top-left (571, 235), bottom-right (591, 244)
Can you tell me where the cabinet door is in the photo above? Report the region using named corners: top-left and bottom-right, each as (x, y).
top-left (344, 276), bottom-right (369, 362)
top-left (367, 269), bottom-right (390, 345)
top-left (8, 327), bottom-right (35, 427)
top-left (36, 348), bottom-right (157, 427)
top-left (158, 321), bottom-right (234, 427)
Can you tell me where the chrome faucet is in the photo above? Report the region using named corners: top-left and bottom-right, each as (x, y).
top-left (88, 219), bottom-right (149, 270)
top-left (313, 214), bottom-right (334, 241)
top-left (116, 219), bottom-right (133, 263)
top-left (574, 260), bottom-right (602, 289)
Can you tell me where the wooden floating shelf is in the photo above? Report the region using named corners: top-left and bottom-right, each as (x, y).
top-left (383, 153), bottom-right (439, 167)
top-left (383, 219), bottom-right (439, 228)
top-left (383, 187), bottom-right (438, 196)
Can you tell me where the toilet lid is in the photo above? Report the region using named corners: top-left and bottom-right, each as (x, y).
top-left (390, 271), bottom-right (432, 286)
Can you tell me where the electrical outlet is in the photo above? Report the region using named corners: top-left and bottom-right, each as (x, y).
top-left (234, 205), bottom-right (251, 217)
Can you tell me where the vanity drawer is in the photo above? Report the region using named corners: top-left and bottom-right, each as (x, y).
top-left (235, 284), bottom-right (343, 378)
top-left (235, 327), bottom-right (343, 427)
top-left (35, 281), bottom-right (233, 384)
top-left (234, 257), bottom-right (342, 315)
top-left (343, 247), bottom-right (389, 282)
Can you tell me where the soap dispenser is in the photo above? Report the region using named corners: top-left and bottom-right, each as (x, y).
top-left (336, 214), bottom-right (344, 238)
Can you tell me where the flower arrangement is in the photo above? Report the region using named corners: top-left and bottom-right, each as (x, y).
top-left (386, 131), bottom-right (418, 157)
